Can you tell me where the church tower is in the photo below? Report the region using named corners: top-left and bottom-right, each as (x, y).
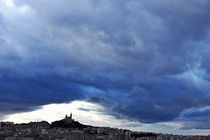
top-left (70, 112), bottom-right (72, 119)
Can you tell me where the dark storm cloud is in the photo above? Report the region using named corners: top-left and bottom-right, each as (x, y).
top-left (100, 75), bottom-right (210, 123)
top-left (0, 75), bottom-right (85, 115)
top-left (1, 0), bottom-right (210, 128)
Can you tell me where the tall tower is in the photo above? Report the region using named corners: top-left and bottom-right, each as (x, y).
top-left (70, 112), bottom-right (72, 119)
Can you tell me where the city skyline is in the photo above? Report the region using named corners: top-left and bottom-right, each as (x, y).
top-left (1, 114), bottom-right (209, 140)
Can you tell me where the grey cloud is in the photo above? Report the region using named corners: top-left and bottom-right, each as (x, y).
top-left (179, 107), bottom-right (210, 129)
top-left (0, 0), bottom-right (210, 127)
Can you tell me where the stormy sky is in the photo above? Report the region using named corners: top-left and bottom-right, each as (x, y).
top-left (1, 0), bottom-right (210, 135)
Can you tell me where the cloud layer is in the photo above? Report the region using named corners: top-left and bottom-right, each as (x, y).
top-left (1, 0), bottom-right (210, 131)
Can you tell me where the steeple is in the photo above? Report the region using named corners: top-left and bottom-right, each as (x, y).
top-left (70, 112), bottom-right (72, 119)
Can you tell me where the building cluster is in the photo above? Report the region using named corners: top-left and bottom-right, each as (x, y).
top-left (0, 114), bottom-right (210, 140)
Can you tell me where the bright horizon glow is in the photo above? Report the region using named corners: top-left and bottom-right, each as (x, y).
top-left (1, 100), bottom-right (210, 136)
top-left (2, 100), bottom-right (143, 129)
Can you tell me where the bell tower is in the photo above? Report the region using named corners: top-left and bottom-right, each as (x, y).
top-left (70, 112), bottom-right (72, 119)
